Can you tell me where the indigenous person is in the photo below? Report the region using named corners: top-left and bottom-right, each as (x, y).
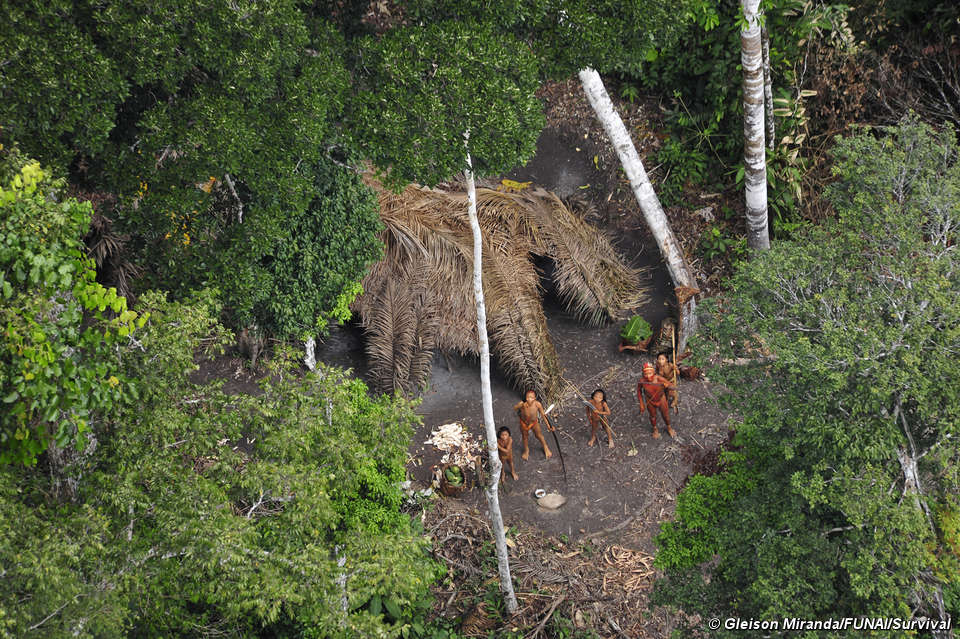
top-left (513, 390), bottom-right (553, 460)
top-left (497, 426), bottom-right (519, 482)
top-left (586, 388), bottom-right (614, 448)
top-left (656, 353), bottom-right (679, 410)
top-left (637, 362), bottom-right (676, 439)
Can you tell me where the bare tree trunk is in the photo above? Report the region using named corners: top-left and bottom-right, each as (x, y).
top-left (334, 544), bottom-right (349, 625)
top-left (741, 0), bottom-right (771, 250)
top-left (47, 420), bottom-right (97, 502)
top-left (577, 68), bottom-right (699, 351)
top-left (464, 132), bottom-right (519, 614)
top-left (48, 438), bottom-right (80, 502)
top-left (306, 337), bottom-right (348, 622)
top-left (761, 25), bottom-right (775, 149)
top-left (304, 336), bottom-right (317, 371)
top-left (894, 398), bottom-right (950, 638)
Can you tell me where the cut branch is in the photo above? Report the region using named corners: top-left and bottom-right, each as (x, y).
top-left (530, 595), bottom-right (566, 639)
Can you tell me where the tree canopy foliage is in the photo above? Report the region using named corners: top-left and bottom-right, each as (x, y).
top-left (404, 0), bottom-right (696, 77)
top-left (653, 119), bottom-right (960, 633)
top-left (0, 148), bottom-right (142, 466)
top-left (0, 152), bottom-right (439, 636)
top-left (1, 288), bottom-right (438, 637)
top-left (1, 0), bottom-right (382, 339)
top-left (347, 20), bottom-right (544, 188)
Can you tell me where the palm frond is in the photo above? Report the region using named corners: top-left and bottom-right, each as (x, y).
top-left (361, 279), bottom-right (416, 394)
top-left (356, 175), bottom-right (646, 401)
top-left (481, 242), bottom-right (564, 401)
top-left (486, 188), bottom-right (645, 325)
top-left (407, 288), bottom-right (439, 394)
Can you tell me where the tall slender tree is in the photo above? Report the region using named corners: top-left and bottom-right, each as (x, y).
top-left (464, 131), bottom-right (519, 612)
top-left (347, 21), bottom-right (543, 614)
top-left (741, 0), bottom-right (771, 249)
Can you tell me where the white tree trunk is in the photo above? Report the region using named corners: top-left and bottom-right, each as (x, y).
top-left (464, 132), bottom-right (519, 614)
top-left (304, 337), bottom-right (317, 371)
top-left (578, 68), bottom-right (699, 351)
top-left (741, 0), bottom-right (771, 250)
top-left (761, 25), bottom-right (775, 150)
top-left (895, 399), bottom-right (950, 637)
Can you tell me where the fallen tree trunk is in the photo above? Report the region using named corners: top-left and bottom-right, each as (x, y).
top-left (578, 68), bottom-right (699, 351)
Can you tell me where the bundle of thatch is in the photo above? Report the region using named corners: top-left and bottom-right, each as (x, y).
top-left (355, 176), bottom-right (646, 400)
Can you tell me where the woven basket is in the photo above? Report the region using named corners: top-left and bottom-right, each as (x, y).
top-left (439, 464), bottom-right (467, 497)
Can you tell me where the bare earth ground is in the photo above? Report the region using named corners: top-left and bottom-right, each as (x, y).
top-left (409, 299), bottom-right (731, 547)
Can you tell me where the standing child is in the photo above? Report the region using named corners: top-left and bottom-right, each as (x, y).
top-left (497, 426), bottom-right (519, 482)
top-left (656, 353), bottom-right (679, 410)
top-left (586, 389), bottom-right (614, 448)
top-left (513, 390), bottom-right (553, 460)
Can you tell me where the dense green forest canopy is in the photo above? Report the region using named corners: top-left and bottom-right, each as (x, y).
top-left (653, 119), bottom-right (960, 633)
top-left (2, 0), bottom-right (960, 637)
top-left (2, 0), bottom-right (386, 339)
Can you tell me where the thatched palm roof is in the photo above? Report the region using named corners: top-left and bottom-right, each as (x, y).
top-left (354, 177), bottom-right (646, 401)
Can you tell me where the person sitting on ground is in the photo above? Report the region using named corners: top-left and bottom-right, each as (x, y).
top-left (637, 361), bottom-right (676, 439)
top-left (586, 388), bottom-right (614, 448)
top-left (497, 426), bottom-right (519, 482)
top-left (513, 390), bottom-right (553, 460)
top-left (656, 353), bottom-right (679, 410)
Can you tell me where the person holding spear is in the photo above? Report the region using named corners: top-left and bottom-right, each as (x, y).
top-left (513, 390), bottom-right (553, 460)
top-left (585, 388), bottom-right (614, 448)
top-left (637, 361), bottom-right (677, 439)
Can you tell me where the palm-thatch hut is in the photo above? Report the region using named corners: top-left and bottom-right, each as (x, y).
top-left (354, 177), bottom-right (647, 401)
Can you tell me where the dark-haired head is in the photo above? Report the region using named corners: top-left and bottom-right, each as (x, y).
top-left (524, 389), bottom-right (536, 400)
top-left (498, 426), bottom-right (511, 438)
top-left (591, 388), bottom-right (605, 401)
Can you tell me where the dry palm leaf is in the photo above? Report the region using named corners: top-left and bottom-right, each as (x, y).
top-left (84, 211), bottom-right (142, 299)
top-left (363, 279), bottom-right (415, 393)
top-left (355, 175), bottom-right (646, 399)
top-left (481, 240), bottom-right (562, 400)
top-left (479, 188), bottom-right (644, 325)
